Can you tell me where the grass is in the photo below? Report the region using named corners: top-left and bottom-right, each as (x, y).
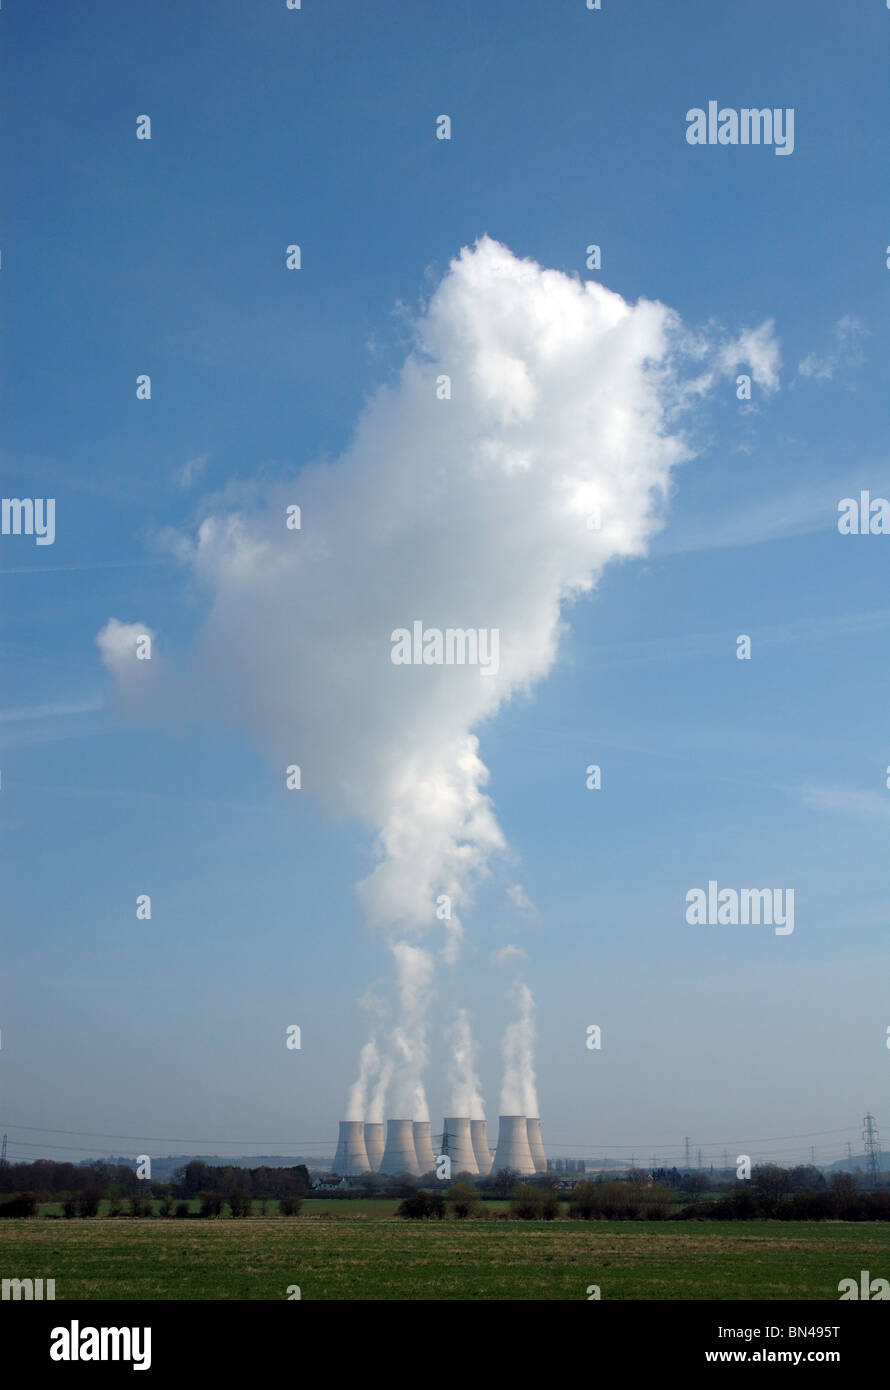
top-left (34, 1197), bottom-right (514, 1218)
top-left (2, 1216), bottom-right (888, 1299)
top-left (33, 1197), bottom-right (447, 1219)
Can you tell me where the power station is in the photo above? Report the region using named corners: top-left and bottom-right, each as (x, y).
top-left (364, 1122), bottom-right (385, 1170)
top-left (380, 1119), bottom-right (421, 1176)
top-left (471, 1119), bottom-right (492, 1175)
top-left (492, 1115), bottom-right (537, 1176)
top-left (526, 1117), bottom-right (547, 1174)
top-left (333, 1113), bottom-right (543, 1178)
top-left (413, 1121), bottom-right (437, 1173)
top-left (442, 1116), bottom-right (479, 1174)
top-left (332, 1120), bottom-right (371, 1176)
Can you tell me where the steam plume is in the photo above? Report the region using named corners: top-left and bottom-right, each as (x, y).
top-left (96, 237), bottom-right (755, 1117)
top-left (499, 981), bottom-right (539, 1118)
top-left (446, 1007), bottom-right (485, 1119)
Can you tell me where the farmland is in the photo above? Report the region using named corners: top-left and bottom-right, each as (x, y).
top-left (2, 1213), bottom-right (888, 1300)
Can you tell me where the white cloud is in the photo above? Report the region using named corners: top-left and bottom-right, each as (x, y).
top-left (657, 455), bottom-right (890, 558)
top-left (797, 786), bottom-right (890, 820)
top-left (507, 883), bottom-right (536, 913)
top-left (0, 697), bottom-right (106, 752)
top-left (175, 453), bottom-right (209, 488)
top-left (492, 944), bottom-right (530, 966)
top-left (717, 320), bottom-right (781, 393)
top-left (797, 315), bottom-right (867, 382)
top-left (0, 698), bottom-right (103, 723)
top-left (680, 318), bottom-right (781, 402)
top-left (581, 607), bottom-right (890, 671)
top-left (96, 236), bottom-right (722, 1118)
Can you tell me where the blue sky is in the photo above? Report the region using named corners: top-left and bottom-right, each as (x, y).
top-left (2, 0), bottom-right (889, 1171)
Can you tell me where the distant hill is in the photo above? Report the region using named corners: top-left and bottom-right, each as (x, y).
top-left (826, 1152), bottom-right (890, 1173)
top-left (81, 1154), bottom-right (331, 1176)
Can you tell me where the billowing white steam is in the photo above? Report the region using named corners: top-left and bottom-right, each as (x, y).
top-left (367, 1055), bottom-right (392, 1127)
top-left (345, 946), bottom-right (433, 1121)
top-left (387, 942), bottom-right (434, 1120)
top-left (96, 237), bottom-right (765, 1120)
top-left (346, 985), bottom-right (394, 1123)
top-left (346, 1040), bottom-right (379, 1124)
top-left (446, 1008), bottom-right (485, 1120)
top-left (499, 981), bottom-right (539, 1117)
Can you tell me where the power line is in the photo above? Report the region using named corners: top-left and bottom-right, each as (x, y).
top-left (0, 1123), bottom-right (333, 1147)
top-left (0, 1119), bottom-right (874, 1165)
top-left (863, 1114), bottom-right (882, 1187)
top-left (0, 1138), bottom-right (863, 1171)
top-left (545, 1125), bottom-right (858, 1150)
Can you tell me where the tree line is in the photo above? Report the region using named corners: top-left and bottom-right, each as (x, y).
top-left (0, 1157), bottom-right (312, 1218)
top-left (398, 1164), bottom-right (890, 1221)
top-left (3, 1157), bottom-right (887, 1222)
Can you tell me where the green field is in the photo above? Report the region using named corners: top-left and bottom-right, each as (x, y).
top-left (32, 1198), bottom-right (411, 1220)
top-left (2, 1215), bottom-right (887, 1299)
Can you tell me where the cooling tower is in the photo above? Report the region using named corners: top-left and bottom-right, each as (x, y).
top-left (380, 1119), bottom-right (421, 1176)
top-left (332, 1120), bottom-right (371, 1176)
top-left (364, 1122), bottom-right (384, 1171)
top-left (443, 1116), bottom-right (479, 1175)
top-left (492, 1115), bottom-right (536, 1176)
top-left (526, 1117), bottom-right (547, 1173)
top-left (471, 1119), bottom-right (492, 1176)
top-left (413, 1121), bottom-right (436, 1173)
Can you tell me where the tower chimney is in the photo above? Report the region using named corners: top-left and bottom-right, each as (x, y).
top-left (526, 1117), bottom-right (547, 1173)
top-left (364, 1122), bottom-right (384, 1171)
top-left (471, 1119), bottom-right (491, 1176)
top-left (332, 1120), bottom-right (371, 1176)
top-left (413, 1121), bottom-right (436, 1174)
top-left (442, 1117), bottom-right (478, 1175)
top-left (380, 1119), bottom-right (421, 1176)
top-left (492, 1115), bottom-right (536, 1176)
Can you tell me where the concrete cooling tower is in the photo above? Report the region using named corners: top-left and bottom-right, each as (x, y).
top-left (380, 1119), bottom-right (421, 1176)
top-left (471, 1119), bottom-right (492, 1176)
top-left (332, 1120), bottom-right (371, 1176)
top-left (526, 1117), bottom-right (547, 1173)
top-left (492, 1115), bottom-right (536, 1176)
top-left (443, 1116), bottom-right (478, 1175)
top-left (413, 1121), bottom-right (436, 1173)
top-left (364, 1122), bottom-right (384, 1171)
